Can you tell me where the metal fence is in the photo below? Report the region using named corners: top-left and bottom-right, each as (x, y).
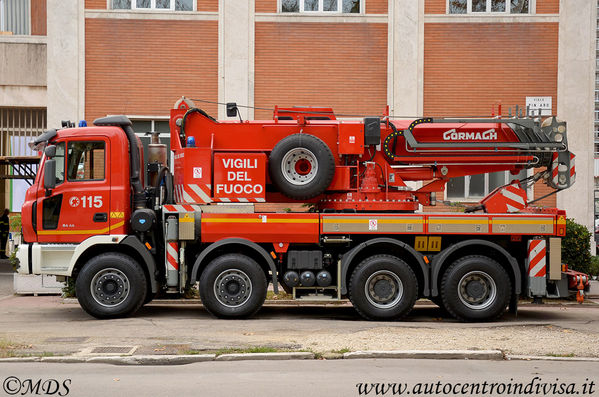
top-left (0, 107), bottom-right (46, 157)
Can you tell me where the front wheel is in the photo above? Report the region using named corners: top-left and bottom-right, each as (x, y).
top-left (75, 253), bottom-right (147, 319)
top-left (440, 255), bottom-right (511, 322)
top-left (199, 254), bottom-right (267, 319)
top-left (349, 255), bottom-right (418, 321)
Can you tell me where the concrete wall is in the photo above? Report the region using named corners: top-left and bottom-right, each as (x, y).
top-left (46, 0), bottom-right (85, 128)
top-left (219, 0), bottom-right (254, 120)
top-left (556, 0), bottom-right (597, 238)
top-left (388, 0), bottom-right (423, 117)
top-left (0, 37), bottom-right (47, 107)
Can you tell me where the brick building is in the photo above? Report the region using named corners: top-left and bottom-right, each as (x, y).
top-left (0, 0), bottom-right (596, 232)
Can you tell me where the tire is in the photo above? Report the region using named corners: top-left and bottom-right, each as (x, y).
top-left (440, 255), bottom-right (511, 322)
top-left (348, 255), bottom-right (418, 321)
top-left (199, 254), bottom-right (267, 319)
top-left (75, 253), bottom-right (147, 319)
top-left (269, 133), bottom-right (335, 200)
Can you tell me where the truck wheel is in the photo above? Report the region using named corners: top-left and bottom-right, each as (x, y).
top-left (269, 134), bottom-right (335, 200)
top-left (199, 254), bottom-right (267, 319)
top-left (75, 253), bottom-right (147, 319)
top-left (348, 255), bottom-right (418, 321)
top-left (440, 255), bottom-right (511, 322)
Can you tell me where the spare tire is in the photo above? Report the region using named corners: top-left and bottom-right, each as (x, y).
top-left (269, 134), bottom-right (335, 200)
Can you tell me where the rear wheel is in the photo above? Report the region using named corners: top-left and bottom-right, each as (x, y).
top-left (440, 255), bottom-right (511, 322)
top-left (199, 254), bottom-right (267, 318)
top-left (75, 253), bottom-right (147, 319)
top-left (349, 255), bottom-right (418, 321)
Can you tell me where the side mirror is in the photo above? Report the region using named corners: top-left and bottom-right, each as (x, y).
top-left (45, 144), bottom-right (56, 158)
top-left (44, 159), bottom-right (56, 190)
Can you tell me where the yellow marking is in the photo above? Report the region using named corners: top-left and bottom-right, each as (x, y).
top-left (322, 218), bottom-right (424, 224)
top-left (428, 219), bottom-right (487, 225)
top-left (490, 219), bottom-right (554, 225)
top-left (110, 212), bottom-right (124, 219)
top-left (428, 236), bottom-right (442, 251)
top-left (557, 216), bottom-right (566, 225)
top-left (37, 221), bottom-right (125, 235)
top-left (202, 218), bottom-right (318, 224)
top-left (415, 236), bottom-right (428, 251)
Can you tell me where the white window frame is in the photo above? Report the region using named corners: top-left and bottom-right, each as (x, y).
top-left (0, 0), bottom-right (5, 32)
top-left (133, 0), bottom-right (174, 10)
top-left (113, 0), bottom-right (196, 11)
top-left (446, 0), bottom-right (536, 15)
top-left (445, 170), bottom-right (532, 202)
top-left (280, 0), bottom-right (364, 14)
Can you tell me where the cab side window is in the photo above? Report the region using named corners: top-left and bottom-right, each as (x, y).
top-left (67, 141), bottom-right (105, 181)
top-left (54, 142), bottom-right (66, 185)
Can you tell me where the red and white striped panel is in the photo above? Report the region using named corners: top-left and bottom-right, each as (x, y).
top-left (167, 242), bottom-right (179, 271)
top-left (551, 153), bottom-right (559, 187)
top-left (527, 239), bottom-right (547, 278)
top-left (500, 184), bottom-right (527, 213)
top-left (569, 153), bottom-right (576, 184)
top-left (174, 183), bottom-right (266, 204)
top-left (163, 204), bottom-right (202, 213)
top-left (551, 153), bottom-right (576, 188)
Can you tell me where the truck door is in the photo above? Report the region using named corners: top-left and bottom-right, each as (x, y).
top-left (36, 138), bottom-right (111, 243)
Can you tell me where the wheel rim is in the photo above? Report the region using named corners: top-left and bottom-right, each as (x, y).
top-left (90, 268), bottom-right (130, 308)
top-left (458, 271), bottom-right (497, 310)
top-left (364, 270), bottom-right (404, 309)
top-left (214, 269), bottom-right (253, 308)
top-left (281, 148), bottom-right (318, 186)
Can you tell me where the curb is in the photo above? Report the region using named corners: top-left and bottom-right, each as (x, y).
top-left (3, 351), bottom-right (599, 365)
top-left (343, 350), bottom-right (504, 361)
top-left (86, 354), bottom-right (216, 365)
top-left (215, 352), bottom-right (314, 361)
top-left (507, 355), bottom-right (599, 362)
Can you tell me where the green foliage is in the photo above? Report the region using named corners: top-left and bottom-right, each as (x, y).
top-left (9, 214), bottom-right (21, 233)
top-left (562, 219), bottom-right (591, 274)
top-left (9, 246), bottom-right (19, 272)
top-left (589, 256), bottom-right (599, 277)
top-left (62, 277), bottom-right (76, 298)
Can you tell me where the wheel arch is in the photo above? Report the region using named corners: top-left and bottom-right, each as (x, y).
top-left (340, 238), bottom-right (429, 297)
top-left (430, 239), bottom-right (521, 297)
top-left (70, 236), bottom-right (158, 294)
top-left (191, 238), bottom-right (279, 293)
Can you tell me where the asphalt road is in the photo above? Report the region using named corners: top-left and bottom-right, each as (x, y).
top-left (0, 359), bottom-right (597, 397)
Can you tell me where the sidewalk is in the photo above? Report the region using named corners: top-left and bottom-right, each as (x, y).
top-left (1, 294), bottom-right (599, 362)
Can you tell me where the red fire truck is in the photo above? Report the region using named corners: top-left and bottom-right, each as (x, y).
top-left (16, 98), bottom-right (589, 321)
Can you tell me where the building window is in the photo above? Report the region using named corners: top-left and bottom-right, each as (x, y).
top-left (448, 0), bottom-right (530, 14)
top-left (112, 0), bottom-right (194, 11)
top-left (0, 0), bottom-right (31, 35)
top-left (130, 118), bottom-right (171, 184)
top-left (281, 0), bottom-right (360, 13)
top-left (447, 170), bottom-right (528, 200)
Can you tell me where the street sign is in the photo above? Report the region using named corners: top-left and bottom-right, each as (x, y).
top-left (526, 96), bottom-right (552, 116)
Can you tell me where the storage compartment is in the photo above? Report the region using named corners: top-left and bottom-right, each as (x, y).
top-left (287, 250), bottom-right (322, 270)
